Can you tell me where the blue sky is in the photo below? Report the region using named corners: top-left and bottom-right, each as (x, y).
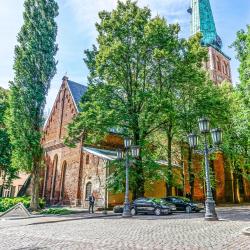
top-left (0, 0), bottom-right (249, 111)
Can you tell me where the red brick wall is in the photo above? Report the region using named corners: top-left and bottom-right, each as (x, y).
top-left (192, 156), bottom-right (205, 201)
top-left (243, 178), bottom-right (250, 201)
top-left (80, 153), bottom-right (107, 208)
top-left (213, 153), bottom-right (226, 202)
top-left (205, 46), bottom-right (232, 85)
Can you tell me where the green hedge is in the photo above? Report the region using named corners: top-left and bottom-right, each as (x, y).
top-left (40, 208), bottom-right (71, 215)
top-left (0, 197), bottom-right (45, 212)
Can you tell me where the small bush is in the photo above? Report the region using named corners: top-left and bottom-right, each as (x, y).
top-left (0, 197), bottom-right (45, 212)
top-left (40, 208), bottom-right (71, 215)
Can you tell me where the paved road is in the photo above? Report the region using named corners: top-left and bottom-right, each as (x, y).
top-left (0, 206), bottom-right (249, 250)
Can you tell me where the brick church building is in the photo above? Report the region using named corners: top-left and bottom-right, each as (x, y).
top-left (40, 0), bottom-right (250, 208)
top-left (41, 77), bottom-right (126, 207)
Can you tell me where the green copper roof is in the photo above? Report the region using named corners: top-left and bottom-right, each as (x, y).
top-left (188, 0), bottom-right (222, 50)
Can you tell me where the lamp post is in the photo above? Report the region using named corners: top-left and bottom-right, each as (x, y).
top-left (188, 117), bottom-right (222, 221)
top-left (117, 138), bottom-right (140, 218)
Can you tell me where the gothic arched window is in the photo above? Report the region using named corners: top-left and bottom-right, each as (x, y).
top-left (86, 155), bottom-right (90, 165)
top-left (60, 161), bottom-right (67, 201)
top-left (217, 56), bottom-right (221, 71)
top-left (51, 155), bottom-right (58, 200)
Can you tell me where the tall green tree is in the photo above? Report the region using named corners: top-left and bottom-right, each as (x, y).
top-left (66, 0), bottom-right (221, 198)
top-left (223, 25), bottom-right (250, 202)
top-left (6, 0), bottom-right (58, 209)
top-left (175, 74), bottom-right (231, 198)
top-left (0, 87), bottom-right (17, 196)
top-left (153, 34), bottom-right (209, 196)
top-left (66, 1), bottom-right (183, 197)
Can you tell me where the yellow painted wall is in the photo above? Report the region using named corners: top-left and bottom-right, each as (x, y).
top-left (144, 181), bottom-right (166, 198)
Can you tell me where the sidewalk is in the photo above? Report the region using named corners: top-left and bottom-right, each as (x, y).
top-left (217, 203), bottom-right (250, 207)
top-left (0, 206), bottom-right (118, 221)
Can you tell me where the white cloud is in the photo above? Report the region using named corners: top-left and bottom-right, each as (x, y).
top-left (0, 0), bottom-right (189, 110)
top-left (65, 0), bottom-right (188, 39)
top-left (0, 0), bottom-right (24, 89)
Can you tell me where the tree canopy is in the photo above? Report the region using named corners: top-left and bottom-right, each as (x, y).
top-left (0, 87), bottom-right (17, 193)
top-left (65, 0), bottom-right (231, 198)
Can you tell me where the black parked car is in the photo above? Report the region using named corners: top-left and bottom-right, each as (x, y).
top-left (162, 196), bottom-right (204, 213)
top-left (130, 197), bottom-right (176, 216)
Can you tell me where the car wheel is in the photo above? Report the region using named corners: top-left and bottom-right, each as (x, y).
top-left (131, 208), bottom-right (137, 216)
top-left (154, 208), bottom-right (161, 216)
top-left (186, 206), bottom-right (192, 213)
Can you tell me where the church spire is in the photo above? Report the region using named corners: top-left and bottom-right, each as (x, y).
top-left (188, 0), bottom-right (222, 50)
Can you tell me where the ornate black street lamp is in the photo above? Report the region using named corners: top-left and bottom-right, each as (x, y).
top-left (188, 117), bottom-right (222, 221)
top-left (117, 138), bottom-right (140, 218)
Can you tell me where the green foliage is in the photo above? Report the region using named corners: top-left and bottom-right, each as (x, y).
top-left (221, 83), bottom-right (250, 181)
top-left (0, 197), bottom-right (45, 212)
top-left (6, 0), bottom-right (58, 209)
top-left (66, 0), bottom-right (231, 197)
top-left (0, 88), bottom-right (17, 186)
top-left (40, 208), bottom-right (71, 215)
top-left (67, 0), bottom-right (180, 196)
top-left (224, 25), bottom-right (250, 182)
top-left (7, 0), bottom-right (58, 171)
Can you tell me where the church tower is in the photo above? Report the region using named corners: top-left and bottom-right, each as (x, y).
top-left (188, 0), bottom-right (232, 84)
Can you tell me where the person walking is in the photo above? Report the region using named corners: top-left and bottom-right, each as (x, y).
top-left (88, 192), bottom-right (95, 213)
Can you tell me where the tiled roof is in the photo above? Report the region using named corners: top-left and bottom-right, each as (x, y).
top-left (83, 147), bottom-right (117, 161)
top-left (67, 80), bottom-right (87, 112)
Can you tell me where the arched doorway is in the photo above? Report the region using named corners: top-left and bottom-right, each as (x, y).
top-left (60, 161), bottom-right (67, 202)
top-left (85, 182), bottom-right (92, 200)
top-left (50, 155), bottom-right (58, 201)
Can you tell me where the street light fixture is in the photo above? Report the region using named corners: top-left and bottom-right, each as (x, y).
top-left (188, 133), bottom-right (199, 149)
top-left (131, 145), bottom-right (140, 158)
top-left (124, 137), bottom-right (132, 148)
top-left (211, 128), bottom-right (223, 145)
top-left (188, 117), bottom-right (222, 221)
top-left (198, 117), bottom-right (210, 133)
top-left (117, 139), bottom-right (140, 218)
top-left (117, 149), bottom-right (124, 160)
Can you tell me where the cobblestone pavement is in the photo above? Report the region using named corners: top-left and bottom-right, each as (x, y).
top-left (0, 206), bottom-right (249, 250)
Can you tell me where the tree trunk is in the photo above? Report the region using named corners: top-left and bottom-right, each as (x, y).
top-left (180, 143), bottom-right (186, 197)
top-left (136, 161), bottom-right (145, 198)
top-left (233, 172), bottom-right (240, 204)
top-left (166, 128), bottom-right (173, 197)
top-left (30, 161), bottom-right (41, 211)
top-left (188, 147), bottom-right (195, 200)
top-left (133, 129), bottom-right (144, 199)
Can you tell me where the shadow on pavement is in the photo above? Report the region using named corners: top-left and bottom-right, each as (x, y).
top-left (25, 214), bottom-right (120, 226)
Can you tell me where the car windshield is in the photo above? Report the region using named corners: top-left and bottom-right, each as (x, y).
top-left (150, 198), bottom-right (168, 205)
top-left (175, 197), bottom-right (191, 202)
